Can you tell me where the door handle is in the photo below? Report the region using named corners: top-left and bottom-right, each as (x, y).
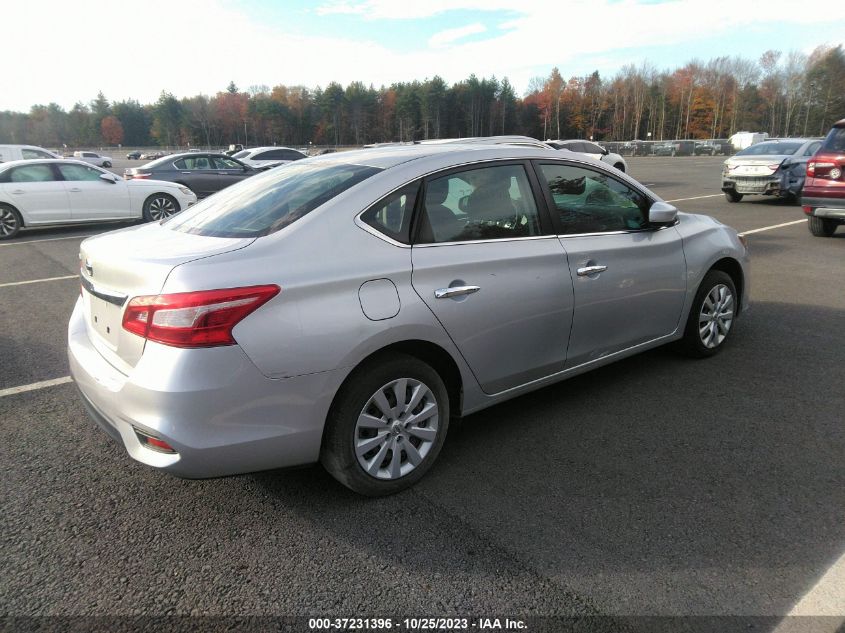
top-left (69, 188), bottom-right (82, 193)
top-left (11, 189), bottom-right (25, 194)
top-left (434, 285), bottom-right (480, 299)
top-left (181, 171), bottom-right (192, 174)
top-left (577, 265), bottom-right (607, 276)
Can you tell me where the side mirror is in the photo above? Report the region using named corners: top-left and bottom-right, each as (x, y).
top-left (458, 195), bottom-right (470, 212)
top-left (649, 201), bottom-right (678, 224)
top-left (99, 173), bottom-right (118, 184)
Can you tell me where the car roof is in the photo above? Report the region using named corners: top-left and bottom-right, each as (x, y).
top-left (245, 146), bottom-right (302, 153)
top-left (0, 144), bottom-right (54, 150)
top-left (304, 143), bottom-right (590, 171)
top-left (0, 158), bottom-right (98, 171)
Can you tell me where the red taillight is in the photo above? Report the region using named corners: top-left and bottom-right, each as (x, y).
top-left (134, 429), bottom-right (177, 453)
top-left (803, 206), bottom-right (813, 215)
top-left (122, 285), bottom-right (280, 348)
top-left (807, 161), bottom-right (816, 176)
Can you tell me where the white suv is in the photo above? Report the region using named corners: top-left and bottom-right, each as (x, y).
top-left (0, 145), bottom-right (62, 163)
top-left (73, 151), bottom-right (113, 168)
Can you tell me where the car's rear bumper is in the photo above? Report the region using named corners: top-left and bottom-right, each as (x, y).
top-left (68, 298), bottom-right (342, 478)
top-left (801, 194), bottom-right (845, 219)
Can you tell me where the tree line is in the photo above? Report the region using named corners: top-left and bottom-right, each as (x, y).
top-left (2, 45), bottom-right (843, 150)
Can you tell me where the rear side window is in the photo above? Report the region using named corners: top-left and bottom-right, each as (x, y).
top-left (8, 164), bottom-right (56, 182)
top-left (166, 162), bottom-right (382, 238)
top-left (822, 127), bottom-right (845, 152)
top-left (360, 182), bottom-right (420, 244)
top-left (173, 156), bottom-right (213, 170)
top-left (21, 149), bottom-right (55, 159)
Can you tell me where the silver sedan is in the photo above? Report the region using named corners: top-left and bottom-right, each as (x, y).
top-left (69, 144), bottom-right (749, 496)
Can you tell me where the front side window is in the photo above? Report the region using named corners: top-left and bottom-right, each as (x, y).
top-left (538, 163), bottom-right (648, 234)
top-left (417, 164), bottom-right (541, 243)
top-left (360, 182), bottom-right (420, 244)
top-left (165, 162), bottom-right (382, 238)
top-left (58, 163), bottom-right (103, 181)
top-left (9, 164), bottom-right (56, 182)
top-left (21, 149), bottom-right (54, 160)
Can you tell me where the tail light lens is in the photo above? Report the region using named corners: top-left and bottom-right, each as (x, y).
top-left (768, 163), bottom-right (782, 171)
top-left (124, 172), bottom-right (151, 180)
top-left (808, 161), bottom-right (836, 179)
top-left (122, 285), bottom-right (280, 348)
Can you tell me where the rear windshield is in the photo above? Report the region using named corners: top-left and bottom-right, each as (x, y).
top-left (737, 142), bottom-right (802, 156)
top-left (822, 127), bottom-right (845, 152)
top-left (165, 161), bottom-right (382, 238)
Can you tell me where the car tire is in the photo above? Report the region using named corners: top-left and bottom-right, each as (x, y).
top-left (671, 149), bottom-right (676, 157)
top-left (725, 191), bottom-right (743, 203)
top-left (614, 163), bottom-right (625, 172)
top-left (676, 270), bottom-right (738, 358)
top-left (103, 161), bottom-right (112, 168)
top-left (0, 204), bottom-right (23, 240)
top-left (142, 193), bottom-right (180, 222)
top-left (321, 353), bottom-right (450, 496)
top-left (808, 215), bottom-right (838, 237)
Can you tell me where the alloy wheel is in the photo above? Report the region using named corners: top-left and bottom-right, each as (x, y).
top-left (354, 378), bottom-right (439, 480)
top-left (698, 284), bottom-right (734, 348)
top-left (0, 208), bottom-right (19, 237)
top-left (147, 196), bottom-right (177, 220)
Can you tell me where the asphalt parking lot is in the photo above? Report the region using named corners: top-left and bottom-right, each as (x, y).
top-left (1, 156), bottom-right (843, 623)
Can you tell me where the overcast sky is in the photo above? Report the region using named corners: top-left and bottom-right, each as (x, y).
top-left (5, 0), bottom-right (845, 112)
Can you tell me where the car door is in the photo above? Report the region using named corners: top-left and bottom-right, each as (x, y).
top-left (172, 156), bottom-right (220, 198)
top-left (534, 161), bottom-right (687, 368)
top-left (213, 156), bottom-right (253, 189)
top-left (410, 162), bottom-right (574, 395)
top-left (0, 163), bottom-right (69, 223)
top-left (57, 162), bottom-right (131, 220)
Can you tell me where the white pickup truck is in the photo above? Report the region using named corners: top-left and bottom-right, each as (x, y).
top-left (73, 151), bottom-right (113, 168)
top-left (0, 144), bottom-right (62, 163)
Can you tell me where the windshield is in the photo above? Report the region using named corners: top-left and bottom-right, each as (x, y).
top-left (232, 150), bottom-right (250, 159)
top-left (165, 161), bottom-right (382, 238)
top-left (737, 142), bottom-right (802, 156)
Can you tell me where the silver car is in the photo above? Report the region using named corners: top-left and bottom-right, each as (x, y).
top-left (721, 138), bottom-right (822, 202)
top-left (69, 145), bottom-right (749, 496)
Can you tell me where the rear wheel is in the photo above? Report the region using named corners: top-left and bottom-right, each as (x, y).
top-left (614, 162), bottom-right (625, 172)
top-left (676, 270), bottom-right (737, 358)
top-left (321, 353), bottom-right (450, 496)
top-left (0, 204), bottom-right (22, 240)
top-left (725, 190), bottom-right (743, 203)
top-left (142, 193), bottom-right (180, 222)
top-left (808, 215), bottom-right (838, 237)
top-left (103, 161), bottom-right (112, 168)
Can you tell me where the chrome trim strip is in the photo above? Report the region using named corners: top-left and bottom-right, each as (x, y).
top-left (414, 235), bottom-right (557, 247)
top-left (80, 275), bottom-right (127, 307)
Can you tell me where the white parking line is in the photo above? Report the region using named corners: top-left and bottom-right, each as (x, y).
top-left (0, 275), bottom-right (77, 288)
top-left (665, 194), bottom-right (725, 202)
top-left (0, 234), bottom-right (96, 247)
top-left (740, 220), bottom-right (805, 236)
top-left (771, 551), bottom-right (845, 632)
top-left (0, 376), bottom-right (72, 399)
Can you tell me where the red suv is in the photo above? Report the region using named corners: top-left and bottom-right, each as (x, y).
top-left (803, 118), bottom-right (845, 237)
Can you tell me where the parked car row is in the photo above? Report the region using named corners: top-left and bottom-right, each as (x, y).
top-left (0, 159), bottom-right (195, 239)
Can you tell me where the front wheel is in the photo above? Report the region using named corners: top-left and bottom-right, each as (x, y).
top-left (676, 270), bottom-right (738, 358)
top-left (725, 190), bottom-right (743, 203)
top-left (808, 215), bottom-right (838, 237)
top-left (614, 163), bottom-right (625, 172)
top-left (0, 205), bottom-right (22, 240)
top-left (142, 193), bottom-right (180, 222)
top-left (321, 353), bottom-right (450, 496)
top-left (102, 161), bottom-right (112, 168)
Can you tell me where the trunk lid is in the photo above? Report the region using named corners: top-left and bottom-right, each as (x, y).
top-left (79, 222), bottom-right (254, 373)
top-left (725, 155), bottom-right (788, 176)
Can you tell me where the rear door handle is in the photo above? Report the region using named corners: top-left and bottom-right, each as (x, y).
top-left (69, 187), bottom-right (82, 193)
top-left (11, 189), bottom-right (25, 194)
top-left (435, 285), bottom-right (480, 299)
top-left (577, 265), bottom-right (607, 276)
